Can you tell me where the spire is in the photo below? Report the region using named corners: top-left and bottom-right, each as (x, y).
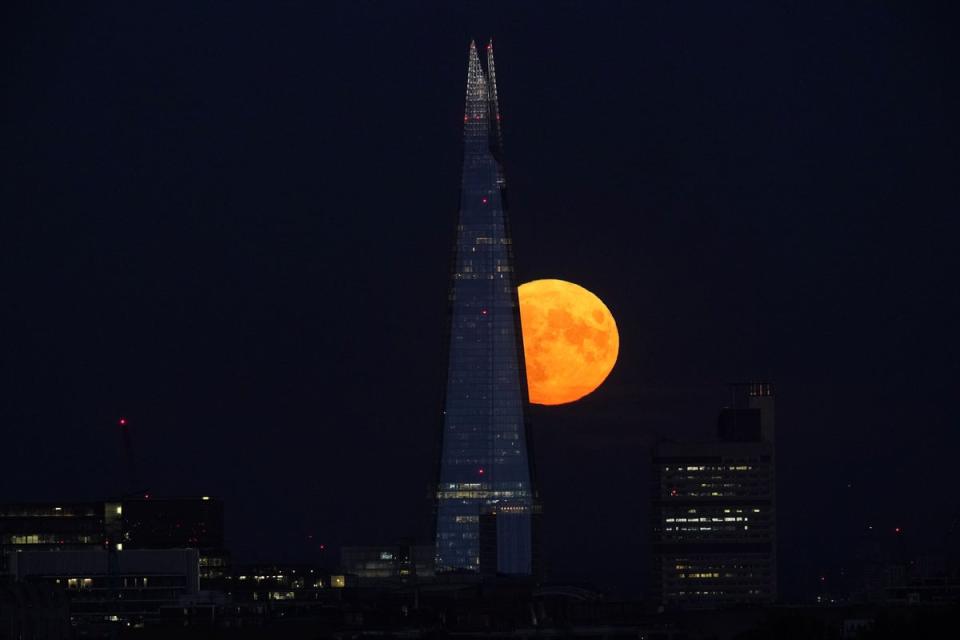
top-left (486, 39), bottom-right (503, 151)
top-left (464, 40), bottom-right (489, 128)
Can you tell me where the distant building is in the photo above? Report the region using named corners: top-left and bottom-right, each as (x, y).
top-left (0, 497), bottom-right (226, 584)
top-left (434, 41), bottom-right (539, 577)
top-left (228, 563), bottom-right (335, 601)
top-left (341, 543), bottom-right (435, 583)
top-left (651, 383), bottom-right (777, 609)
top-left (0, 502), bottom-right (107, 558)
top-left (122, 497), bottom-right (228, 583)
top-left (9, 548), bottom-right (199, 625)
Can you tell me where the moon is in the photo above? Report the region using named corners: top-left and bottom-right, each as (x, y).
top-left (517, 279), bottom-right (619, 405)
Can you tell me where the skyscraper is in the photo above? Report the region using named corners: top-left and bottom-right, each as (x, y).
top-left (651, 383), bottom-right (777, 608)
top-left (434, 41), bottom-right (537, 576)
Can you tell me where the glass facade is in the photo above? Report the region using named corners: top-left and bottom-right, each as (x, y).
top-left (434, 41), bottom-right (536, 576)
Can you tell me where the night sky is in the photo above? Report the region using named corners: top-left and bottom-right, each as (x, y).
top-left (2, 2), bottom-right (957, 600)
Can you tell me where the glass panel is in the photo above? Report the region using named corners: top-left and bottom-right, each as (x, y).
top-left (435, 42), bottom-right (535, 576)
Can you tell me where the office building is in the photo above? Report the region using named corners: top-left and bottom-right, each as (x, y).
top-left (651, 383), bottom-right (777, 608)
top-left (434, 40), bottom-right (539, 576)
top-left (0, 496), bottom-right (226, 583)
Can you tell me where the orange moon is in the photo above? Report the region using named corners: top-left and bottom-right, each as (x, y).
top-left (518, 279), bottom-right (619, 405)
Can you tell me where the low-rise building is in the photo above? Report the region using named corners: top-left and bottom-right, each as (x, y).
top-left (9, 548), bottom-right (198, 625)
top-left (341, 543), bottom-right (434, 583)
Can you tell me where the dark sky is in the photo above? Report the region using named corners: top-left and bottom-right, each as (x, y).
top-left (2, 1), bottom-right (957, 600)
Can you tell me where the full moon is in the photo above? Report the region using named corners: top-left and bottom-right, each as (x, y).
top-left (518, 279), bottom-right (619, 405)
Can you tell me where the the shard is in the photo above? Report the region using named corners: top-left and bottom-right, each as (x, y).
top-left (434, 41), bottom-right (538, 576)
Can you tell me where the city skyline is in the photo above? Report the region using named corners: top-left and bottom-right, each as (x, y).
top-left (2, 1), bottom-right (957, 604)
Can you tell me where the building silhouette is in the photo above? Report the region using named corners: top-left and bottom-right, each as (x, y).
top-left (8, 548), bottom-right (200, 625)
top-left (0, 496), bottom-right (226, 626)
top-left (0, 497), bottom-right (227, 584)
top-left (651, 383), bottom-right (777, 608)
top-left (341, 543), bottom-right (435, 584)
top-left (434, 41), bottom-right (538, 576)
